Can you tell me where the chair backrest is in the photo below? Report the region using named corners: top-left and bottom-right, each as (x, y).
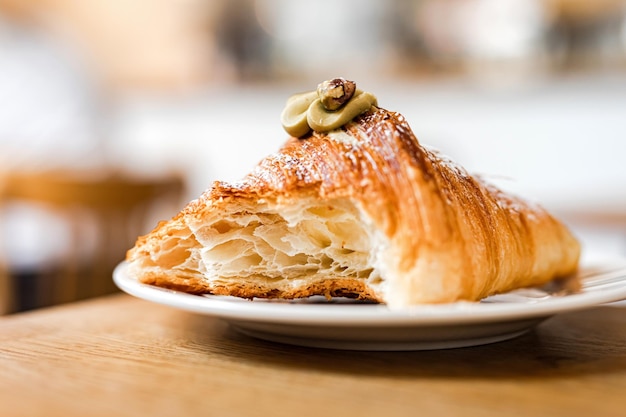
top-left (0, 169), bottom-right (186, 311)
top-left (0, 259), bottom-right (13, 315)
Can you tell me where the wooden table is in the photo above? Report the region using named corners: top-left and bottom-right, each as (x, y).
top-left (1, 294), bottom-right (625, 417)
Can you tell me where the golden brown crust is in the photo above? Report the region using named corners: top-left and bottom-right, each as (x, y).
top-left (127, 108), bottom-right (580, 306)
top-left (139, 271), bottom-right (381, 302)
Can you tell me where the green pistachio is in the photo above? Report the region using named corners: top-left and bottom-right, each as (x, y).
top-left (280, 91), bottom-right (318, 137)
top-left (307, 91), bottom-right (377, 132)
top-left (317, 78), bottom-right (356, 111)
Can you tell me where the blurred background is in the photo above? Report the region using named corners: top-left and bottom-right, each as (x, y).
top-left (1, 0), bottom-right (625, 313)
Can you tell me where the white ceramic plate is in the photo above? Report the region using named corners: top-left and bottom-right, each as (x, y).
top-left (113, 259), bottom-right (626, 351)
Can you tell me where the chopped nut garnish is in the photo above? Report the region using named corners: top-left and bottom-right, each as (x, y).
top-left (317, 78), bottom-right (356, 111)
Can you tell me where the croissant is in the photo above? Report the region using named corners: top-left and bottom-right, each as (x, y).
top-left (126, 106), bottom-right (580, 307)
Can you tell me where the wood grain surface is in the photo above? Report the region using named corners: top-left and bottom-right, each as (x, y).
top-left (1, 294), bottom-right (625, 417)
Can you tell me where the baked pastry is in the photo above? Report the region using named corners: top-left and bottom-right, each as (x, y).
top-left (126, 78), bottom-right (580, 307)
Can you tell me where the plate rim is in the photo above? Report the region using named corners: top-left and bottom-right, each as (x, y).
top-left (112, 259), bottom-right (626, 327)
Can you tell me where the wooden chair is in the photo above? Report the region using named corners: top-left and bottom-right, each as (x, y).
top-left (0, 258), bottom-right (13, 314)
top-left (0, 169), bottom-right (185, 311)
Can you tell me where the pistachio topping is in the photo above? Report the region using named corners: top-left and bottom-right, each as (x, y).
top-left (281, 78), bottom-right (378, 138)
top-left (280, 91), bottom-right (318, 138)
top-left (308, 91), bottom-right (377, 132)
top-left (317, 78), bottom-right (356, 111)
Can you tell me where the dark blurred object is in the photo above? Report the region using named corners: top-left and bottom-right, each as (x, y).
top-left (214, 0), bottom-right (272, 81)
top-left (0, 169), bottom-right (185, 313)
top-left (545, 0), bottom-right (626, 71)
top-left (0, 257), bottom-right (11, 314)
